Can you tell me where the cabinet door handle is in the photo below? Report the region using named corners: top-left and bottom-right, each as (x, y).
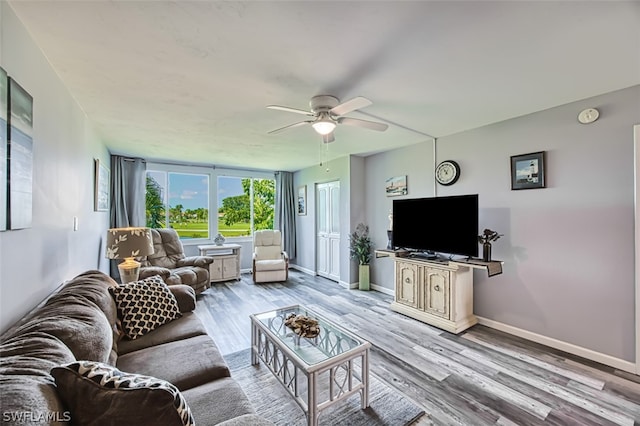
top-left (434, 285), bottom-right (440, 291)
top-left (405, 278), bottom-right (411, 283)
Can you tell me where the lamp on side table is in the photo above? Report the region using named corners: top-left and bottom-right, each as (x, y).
top-left (106, 227), bottom-right (154, 284)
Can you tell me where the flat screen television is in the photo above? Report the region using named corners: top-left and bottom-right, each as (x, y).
top-left (392, 194), bottom-right (479, 258)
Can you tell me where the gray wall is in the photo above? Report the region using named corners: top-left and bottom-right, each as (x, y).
top-left (366, 141), bottom-right (436, 291)
top-left (293, 156), bottom-right (358, 285)
top-left (365, 85), bottom-right (639, 362)
top-left (348, 156), bottom-right (366, 284)
top-left (0, 4), bottom-right (110, 332)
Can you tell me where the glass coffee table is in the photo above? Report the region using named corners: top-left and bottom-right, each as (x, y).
top-left (250, 305), bottom-right (371, 426)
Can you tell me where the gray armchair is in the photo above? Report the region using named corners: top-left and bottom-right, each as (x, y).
top-left (139, 228), bottom-right (214, 294)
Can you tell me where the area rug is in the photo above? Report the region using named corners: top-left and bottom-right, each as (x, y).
top-left (225, 349), bottom-right (427, 426)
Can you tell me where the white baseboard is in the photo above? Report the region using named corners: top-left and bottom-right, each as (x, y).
top-left (289, 265), bottom-right (353, 290)
top-left (343, 281), bottom-right (393, 295)
top-left (289, 264), bottom-right (315, 276)
top-left (371, 283), bottom-right (394, 296)
top-left (476, 316), bottom-right (637, 374)
top-left (341, 281), bottom-right (358, 289)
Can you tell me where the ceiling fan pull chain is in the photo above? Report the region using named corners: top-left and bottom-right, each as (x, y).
top-left (324, 140), bottom-right (330, 173)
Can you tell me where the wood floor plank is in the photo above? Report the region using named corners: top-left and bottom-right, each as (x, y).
top-left (195, 271), bottom-right (640, 425)
top-left (462, 332), bottom-right (606, 390)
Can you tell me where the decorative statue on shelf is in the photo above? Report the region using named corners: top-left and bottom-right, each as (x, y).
top-left (214, 233), bottom-right (226, 246)
top-left (477, 229), bottom-right (503, 262)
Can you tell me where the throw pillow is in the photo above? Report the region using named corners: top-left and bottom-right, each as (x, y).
top-left (108, 275), bottom-right (181, 339)
top-left (52, 361), bottom-right (194, 426)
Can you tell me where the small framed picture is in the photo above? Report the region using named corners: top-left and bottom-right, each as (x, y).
top-left (511, 151), bottom-right (545, 190)
top-left (385, 175), bottom-right (408, 197)
top-left (297, 185), bottom-right (307, 215)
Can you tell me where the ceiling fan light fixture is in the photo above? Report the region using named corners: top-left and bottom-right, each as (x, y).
top-left (311, 115), bottom-right (336, 135)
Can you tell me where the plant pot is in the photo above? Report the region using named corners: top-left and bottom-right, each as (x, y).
top-left (482, 242), bottom-right (492, 262)
top-left (359, 264), bottom-right (370, 291)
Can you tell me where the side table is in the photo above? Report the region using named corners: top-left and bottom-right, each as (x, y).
top-left (197, 243), bottom-right (242, 283)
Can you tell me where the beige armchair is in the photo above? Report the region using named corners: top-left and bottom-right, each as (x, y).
top-left (252, 230), bottom-right (289, 283)
top-left (139, 228), bottom-right (214, 294)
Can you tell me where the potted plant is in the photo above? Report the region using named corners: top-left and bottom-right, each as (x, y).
top-left (349, 223), bottom-right (373, 290)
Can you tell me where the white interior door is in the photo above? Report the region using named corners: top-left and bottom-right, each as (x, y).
top-left (316, 181), bottom-right (340, 282)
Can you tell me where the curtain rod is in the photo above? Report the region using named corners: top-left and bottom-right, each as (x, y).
top-left (147, 158), bottom-right (276, 175)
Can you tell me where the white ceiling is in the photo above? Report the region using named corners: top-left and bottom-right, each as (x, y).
top-left (7, 1), bottom-right (640, 172)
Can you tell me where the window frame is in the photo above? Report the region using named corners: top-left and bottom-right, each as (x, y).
top-left (216, 169), bottom-right (276, 243)
top-left (146, 163), bottom-right (213, 246)
top-left (146, 163), bottom-right (275, 246)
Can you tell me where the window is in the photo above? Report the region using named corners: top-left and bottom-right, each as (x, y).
top-left (217, 176), bottom-right (275, 238)
top-left (146, 170), bottom-right (210, 240)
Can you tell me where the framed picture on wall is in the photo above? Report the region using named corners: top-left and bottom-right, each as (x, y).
top-left (0, 67), bottom-right (7, 231)
top-left (94, 158), bottom-right (110, 211)
top-left (7, 77), bottom-right (34, 229)
top-left (511, 151), bottom-right (545, 190)
top-left (385, 175), bottom-right (407, 197)
top-left (297, 185), bottom-right (307, 215)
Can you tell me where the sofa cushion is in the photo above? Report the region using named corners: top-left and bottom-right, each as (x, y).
top-left (254, 259), bottom-right (286, 272)
top-left (51, 360), bottom-right (194, 426)
top-left (116, 335), bottom-right (230, 390)
top-left (49, 270), bottom-right (120, 364)
top-left (109, 275), bottom-right (182, 340)
top-left (117, 312), bottom-right (207, 355)
top-left (0, 331), bottom-right (76, 423)
top-left (49, 270), bottom-right (120, 326)
top-left (254, 230), bottom-right (282, 247)
top-left (144, 228), bottom-right (185, 269)
top-left (169, 285), bottom-right (197, 313)
top-left (1, 270), bottom-right (120, 365)
top-left (4, 300), bottom-right (115, 365)
top-left (168, 266), bottom-right (210, 288)
top-left (182, 377), bottom-right (256, 425)
top-left (254, 246), bottom-right (282, 261)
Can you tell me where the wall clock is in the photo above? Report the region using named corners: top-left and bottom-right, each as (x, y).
top-left (435, 160), bottom-right (460, 186)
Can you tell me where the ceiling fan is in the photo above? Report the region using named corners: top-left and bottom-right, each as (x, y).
top-left (267, 95), bottom-right (388, 143)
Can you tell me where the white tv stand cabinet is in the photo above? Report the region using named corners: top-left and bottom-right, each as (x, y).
top-left (377, 250), bottom-right (478, 333)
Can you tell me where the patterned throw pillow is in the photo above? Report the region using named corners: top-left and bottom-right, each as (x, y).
top-left (51, 361), bottom-right (194, 426)
top-left (108, 275), bottom-right (181, 339)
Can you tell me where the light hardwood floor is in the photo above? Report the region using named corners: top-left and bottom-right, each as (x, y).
top-left (194, 270), bottom-right (640, 425)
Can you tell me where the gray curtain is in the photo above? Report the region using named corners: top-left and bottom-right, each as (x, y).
top-left (275, 171), bottom-right (297, 261)
top-left (109, 155), bottom-right (146, 277)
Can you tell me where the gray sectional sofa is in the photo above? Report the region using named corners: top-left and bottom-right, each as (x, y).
top-left (0, 270), bottom-right (271, 425)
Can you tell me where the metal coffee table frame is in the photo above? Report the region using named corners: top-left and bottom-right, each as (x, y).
top-left (250, 305), bottom-right (371, 426)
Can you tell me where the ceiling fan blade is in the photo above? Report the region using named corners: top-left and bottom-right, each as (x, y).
top-left (267, 105), bottom-right (315, 116)
top-left (338, 117), bottom-right (388, 132)
top-left (323, 132), bottom-right (335, 144)
top-left (330, 96), bottom-right (372, 116)
top-left (267, 120), bottom-right (311, 134)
